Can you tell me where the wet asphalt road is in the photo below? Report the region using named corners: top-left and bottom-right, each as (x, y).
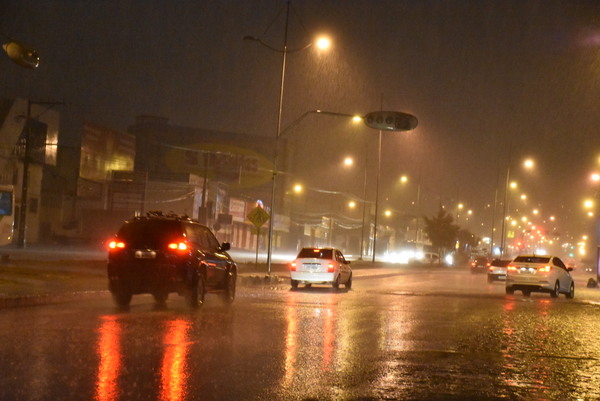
top-left (1, 267), bottom-right (600, 401)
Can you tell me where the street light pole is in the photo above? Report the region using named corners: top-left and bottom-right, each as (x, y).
top-left (16, 100), bottom-right (64, 248)
top-left (414, 169), bottom-right (422, 248)
top-left (264, 1), bottom-right (290, 275)
top-left (372, 129), bottom-right (382, 263)
top-left (500, 164), bottom-right (511, 256)
top-left (245, 2), bottom-right (332, 275)
top-left (359, 148), bottom-right (368, 260)
top-left (16, 100), bottom-right (32, 248)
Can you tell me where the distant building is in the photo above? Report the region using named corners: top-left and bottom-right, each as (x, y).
top-left (0, 98), bottom-right (60, 245)
top-left (126, 115), bottom-right (286, 250)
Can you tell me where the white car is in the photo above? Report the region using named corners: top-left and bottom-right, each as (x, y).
top-left (505, 254), bottom-right (574, 298)
top-left (487, 259), bottom-right (512, 282)
top-left (290, 247), bottom-right (352, 290)
top-left (422, 252), bottom-right (440, 266)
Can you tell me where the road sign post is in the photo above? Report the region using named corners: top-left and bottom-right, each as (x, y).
top-left (247, 206), bottom-right (271, 271)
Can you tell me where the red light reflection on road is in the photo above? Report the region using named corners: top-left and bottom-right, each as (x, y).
top-left (159, 319), bottom-right (192, 401)
top-left (283, 304), bottom-right (298, 386)
top-left (95, 316), bottom-right (122, 401)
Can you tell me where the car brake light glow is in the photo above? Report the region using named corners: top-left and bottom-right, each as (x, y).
top-left (538, 265), bottom-right (552, 272)
top-left (290, 262), bottom-right (297, 271)
top-left (108, 240), bottom-right (125, 250)
top-left (507, 265), bottom-right (517, 271)
top-left (327, 263), bottom-right (334, 273)
top-left (168, 241), bottom-right (188, 251)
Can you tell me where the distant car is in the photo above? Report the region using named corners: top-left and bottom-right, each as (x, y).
top-left (487, 259), bottom-right (512, 282)
top-left (470, 256), bottom-right (491, 273)
top-left (107, 211), bottom-right (237, 308)
top-left (290, 247), bottom-right (352, 289)
top-left (506, 254), bottom-right (574, 298)
top-left (422, 252), bottom-right (441, 266)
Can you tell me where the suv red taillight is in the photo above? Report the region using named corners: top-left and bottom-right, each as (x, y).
top-left (108, 240), bottom-right (125, 250)
top-left (327, 263), bottom-right (335, 273)
top-left (167, 241), bottom-right (189, 252)
top-left (290, 262), bottom-right (297, 271)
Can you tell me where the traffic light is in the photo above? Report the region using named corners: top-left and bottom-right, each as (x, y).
top-left (363, 111), bottom-right (418, 131)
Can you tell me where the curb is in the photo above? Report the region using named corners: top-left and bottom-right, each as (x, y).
top-left (0, 290), bottom-right (108, 309)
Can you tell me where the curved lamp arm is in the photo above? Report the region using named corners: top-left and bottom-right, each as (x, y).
top-left (243, 35), bottom-right (313, 54)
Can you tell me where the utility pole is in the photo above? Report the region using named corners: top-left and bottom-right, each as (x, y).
top-left (16, 100), bottom-right (64, 248)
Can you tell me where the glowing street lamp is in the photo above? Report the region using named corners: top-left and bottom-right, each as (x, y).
top-left (524, 159), bottom-right (535, 169)
top-left (500, 157), bottom-right (535, 256)
top-left (316, 37), bottom-right (331, 50)
top-left (2, 33), bottom-right (39, 69)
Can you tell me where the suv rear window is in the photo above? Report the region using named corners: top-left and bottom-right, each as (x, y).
top-left (514, 256), bottom-right (550, 263)
top-left (117, 220), bottom-right (183, 248)
top-left (297, 248), bottom-right (333, 259)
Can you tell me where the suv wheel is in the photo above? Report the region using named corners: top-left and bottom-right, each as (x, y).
top-left (112, 289), bottom-right (132, 308)
top-left (185, 273), bottom-right (206, 308)
top-left (221, 270), bottom-right (236, 304)
top-left (153, 291), bottom-right (168, 305)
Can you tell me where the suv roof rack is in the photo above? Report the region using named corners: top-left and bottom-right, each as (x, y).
top-left (131, 210), bottom-right (195, 222)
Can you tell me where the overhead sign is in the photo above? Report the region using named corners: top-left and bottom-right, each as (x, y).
top-left (363, 111), bottom-right (418, 131)
top-left (247, 206), bottom-right (270, 228)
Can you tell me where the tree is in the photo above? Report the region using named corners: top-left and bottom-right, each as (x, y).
top-left (422, 207), bottom-right (459, 254)
top-left (456, 228), bottom-right (481, 257)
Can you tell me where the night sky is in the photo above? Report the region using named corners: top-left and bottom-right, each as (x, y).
top-left (2, 0), bottom-right (600, 248)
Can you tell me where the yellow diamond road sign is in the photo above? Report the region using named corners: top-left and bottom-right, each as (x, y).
top-left (247, 206), bottom-right (270, 228)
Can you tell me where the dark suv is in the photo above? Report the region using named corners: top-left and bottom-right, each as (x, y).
top-left (107, 212), bottom-right (237, 308)
top-left (470, 256), bottom-right (491, 274)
